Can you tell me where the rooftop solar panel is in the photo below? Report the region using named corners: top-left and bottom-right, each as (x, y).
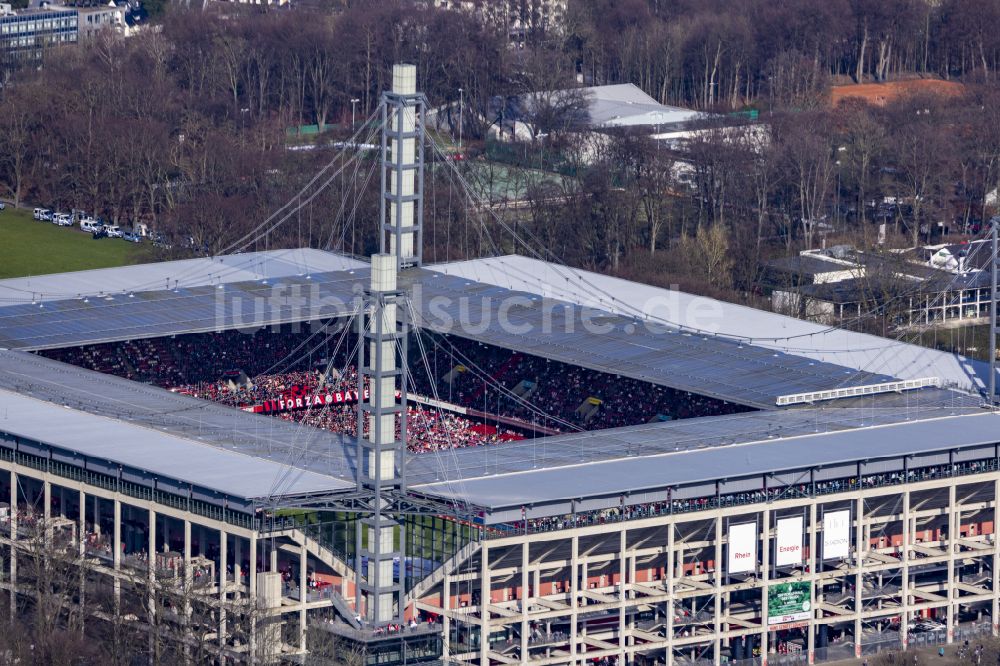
top-left (0, 262), bottom-right (957, 409)
top-left (413, 408), bottom-right (997, 510)
top-left (0, 386), bottom-right (352, 501)
top-left (0, 350), bottom-right (358, 486)
top-left (0, 248), bottom-right (364, 305)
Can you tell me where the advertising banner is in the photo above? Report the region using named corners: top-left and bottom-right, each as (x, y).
top-left (245, 389), bottom-right (401, 414)
top-left (767, 581), bottom-right (812, 626)
top-left (775, 516), bottom-right (804, 567)
top-left (728, 522), bottom-right (757, 574)
top-left (823, 509), bottom-right (851, 560)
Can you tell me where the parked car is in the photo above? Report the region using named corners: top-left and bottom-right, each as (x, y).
top-left (105, 225), bottom-right (123, 238)
top-left (80, 219), bottom-right (100, 233)
top-left (121, 231), bottom-right (142, 243)
top-left (908, 619), bottom-right (945, 633)
top-left (53, 213), bottom-right (73, 226)
top-left (0, 202), bottom-right (6, 211)
top-left (33, 208), bottom-right (50, 221)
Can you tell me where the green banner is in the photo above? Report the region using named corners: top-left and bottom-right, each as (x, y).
top-left (767, 581), bottom-right (812, 626)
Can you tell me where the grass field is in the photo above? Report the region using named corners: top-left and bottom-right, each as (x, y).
top-left (0, 207), bottom-right (147, 279)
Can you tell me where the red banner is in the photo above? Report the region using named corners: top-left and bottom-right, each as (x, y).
top-left (244, 389), bottom-right (400, 414)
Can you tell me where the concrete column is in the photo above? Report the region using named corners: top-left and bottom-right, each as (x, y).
top-left (112, 499), bottom-right (121, 561)
top-left (570, 534), bottom-right (578, 662)
top-left (520, 540), bottom-right (529, 660)
top-left (619, 527), bottom-right (627, 660)
top-left (580, 558), bottom-right (588, 646)
top-left (43, 480), bottom-right (51, 546)
top-left (270, 541), bottom-right (278, 573)
top-left (900, 491), bottom-right (910, 649)
top-left (59, 486), bottom-right (65, 519)
top-left (77, 488), bottom-right (86, 631)
top-left (219, 531), bottom-right (228, 648)
top-left (667, 523), bottom-right (675, 666)
top-left (183, 518), bottom-right (192, 637)
top-left (78, 489), bottom-right (86, 558)
top-left (147, 510), bottom-right (157, 573)
top-left (249, 534), bottom-right (258, 598)
top-left (808, 502), bottom-right (817, 665)
top-left (947, 484), bottom-right (957, 643)
top-left (854, 497), bottom-right (864, 659)
top-left (147, 508), bottom-right (157, 660)
top-left (714, 515), bottom-right (723, 666)
top-left (761, 508), bottom-right (770, 661)
top-left (993, 479), bottom-right (1000, 637)
top-left (235, 536), bottom-right (243, 597)
top-left (442, 572), bottom-right (452, 657)
top-left (93, 495), bottom-right (100, 537)
top-left (249, 533), bottom-right (258, 660)
top-left (9, 470), bottom-right (15, 620)
top-left (113, 498), bottom-right (121, 609)
top-left (627, 548), bottom-right (636, 645)
top-left (479, 542), bottom-right (489, 665)
top-left (299, 544), bottom-right (308, 652)
top-left (147, 509), bottom-right (157, 577)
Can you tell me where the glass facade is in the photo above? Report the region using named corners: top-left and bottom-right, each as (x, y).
top-left (0, 9), bottom-right (78, 71)
top-left (260, 509), bottom-right (479, 591)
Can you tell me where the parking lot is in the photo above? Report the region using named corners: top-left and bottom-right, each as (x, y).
top-left (0, 206), bottom-right (145, 279)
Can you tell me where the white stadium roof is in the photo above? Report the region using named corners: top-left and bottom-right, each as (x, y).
top-left (415, 411), bottom-right (1000, 510)
top-left (0, 249), bottom-right (993, 510)
top-left (430, 255), bottom-right (993, 396)
top-left (0, 386), bottom-right (351, 500)
top-left (0, 248), bottom-right (365, 305)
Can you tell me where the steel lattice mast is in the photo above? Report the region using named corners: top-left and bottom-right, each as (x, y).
top-left (355, 63), bottom-right (424, 625)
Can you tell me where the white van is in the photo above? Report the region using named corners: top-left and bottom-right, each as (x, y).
top-left (80, 219), bottom-right (100, 233)
top-left (33, 208), bottom-right (49, 221)
top-left (105, 225), bottom-right (123, 238)
top-left (53, 213), bottom-right (72, 226)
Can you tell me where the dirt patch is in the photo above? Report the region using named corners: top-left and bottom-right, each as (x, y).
top-left (831, 79), bottom-right (966, 107)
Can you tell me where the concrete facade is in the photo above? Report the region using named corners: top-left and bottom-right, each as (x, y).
top-left (0, 451), bottom-right (355, 660)
top-left (414, 465), bottom-right (1000, 665)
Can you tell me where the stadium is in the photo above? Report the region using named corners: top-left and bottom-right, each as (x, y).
top-left (1, 65), bottom-right (999, 666)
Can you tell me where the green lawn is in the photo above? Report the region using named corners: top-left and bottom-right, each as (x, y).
top-left (0, 207), bottom-right (146, 279)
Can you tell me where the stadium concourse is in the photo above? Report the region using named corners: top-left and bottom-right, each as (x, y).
top-left (0, 248), bottom-right (999, 665)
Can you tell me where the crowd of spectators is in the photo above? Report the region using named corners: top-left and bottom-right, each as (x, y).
top-left (42, 327), bottom-right (333, 388)
top-left (406, 335), bottom-right (748, 430)
top-left (273, 396), bottom-right (523, 453)
top-left (180, 370), bottom-right (346, 408)
top-left (166, 362), bottom-right (523, 452)
top-left (488, 459), bottom-right (999, 538)
top-left (42, 327), bottom-right (747, 443)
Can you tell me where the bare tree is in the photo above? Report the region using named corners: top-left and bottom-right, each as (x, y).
top-left (775, 112), bottom-right (836, 250)
top-left (0, 87), bottom-right (36, 207)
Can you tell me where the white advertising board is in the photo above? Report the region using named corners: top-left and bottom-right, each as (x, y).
top-left (728, 522), bottom-right (757, 574)
top-left (823, 509), bottom-right (851, 560)
top-left (775, 516), bottom-right (804, 567)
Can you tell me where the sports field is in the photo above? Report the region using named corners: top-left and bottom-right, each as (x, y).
top-left (0, 207), bottom-right (146, 279)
